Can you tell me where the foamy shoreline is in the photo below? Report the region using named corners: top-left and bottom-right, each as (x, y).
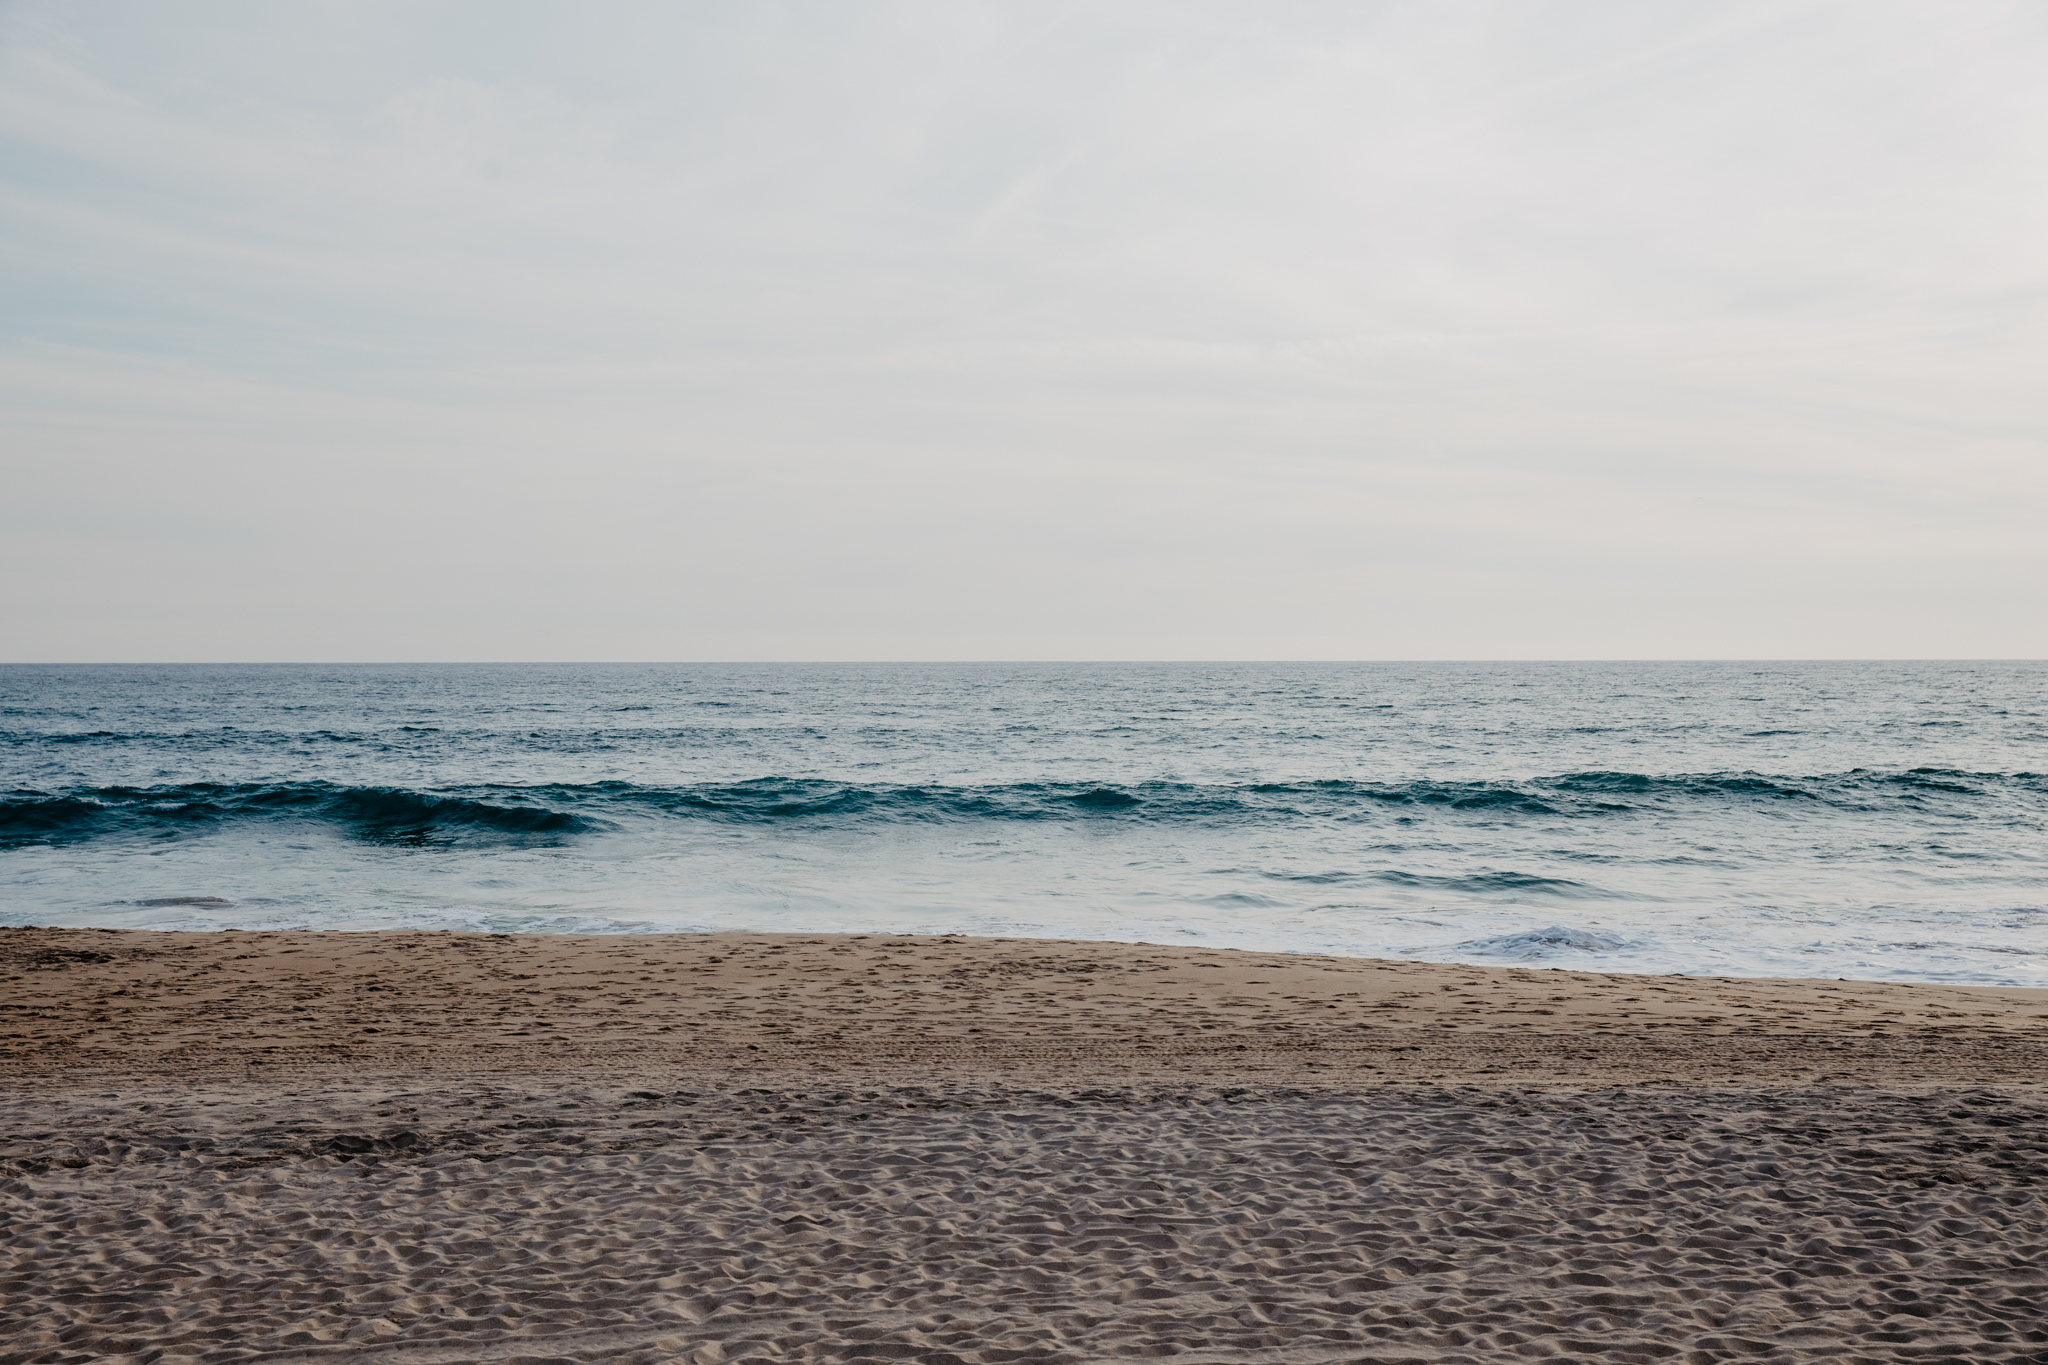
top-left (5, 929), bottom-right (2046, 1363)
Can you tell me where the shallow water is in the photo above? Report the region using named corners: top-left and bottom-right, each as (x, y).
top-left (4, 661), bottom-right (2045, 984)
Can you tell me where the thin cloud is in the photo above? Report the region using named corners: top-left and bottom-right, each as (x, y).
top-left (2, 1), bottom-right (2045, 659)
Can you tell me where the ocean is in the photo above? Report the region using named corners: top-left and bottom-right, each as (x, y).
top-left (3, 661), bottom-right (2044, 985)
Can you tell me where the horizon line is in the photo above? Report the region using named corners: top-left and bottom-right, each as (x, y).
top-left (3, 658), bottom-right (2044, 668)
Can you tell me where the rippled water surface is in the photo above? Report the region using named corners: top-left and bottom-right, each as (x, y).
top-left (4, 662), bottom-right (2045, 984)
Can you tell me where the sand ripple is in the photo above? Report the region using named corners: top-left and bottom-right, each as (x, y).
top-left (5, 1083), bottom-right (2045, 1364)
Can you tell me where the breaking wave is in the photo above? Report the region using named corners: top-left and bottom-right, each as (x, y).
top-left (0, 784), bottom-right (592, 847)
top-left (3, 767), bottom-right (2042, 849)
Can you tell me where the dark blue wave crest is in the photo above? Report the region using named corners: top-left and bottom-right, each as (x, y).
top-left (1, 784), bottom-right (591, 847)
top-left (3, 768), bottom-right (2041, 849)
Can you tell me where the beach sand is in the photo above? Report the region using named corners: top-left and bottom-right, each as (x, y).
top-left (4, 927), bottom-right (2046, 1363)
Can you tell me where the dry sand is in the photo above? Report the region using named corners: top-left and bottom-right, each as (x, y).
top-left (4, 927), bottom-right (2046, 1364)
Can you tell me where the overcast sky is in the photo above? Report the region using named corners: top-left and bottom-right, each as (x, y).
top-left (4, 1), bottom-right (2044, 661)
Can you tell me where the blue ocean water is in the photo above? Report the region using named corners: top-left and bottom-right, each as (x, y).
top-left (3, 662), bottom-right (2045, 985)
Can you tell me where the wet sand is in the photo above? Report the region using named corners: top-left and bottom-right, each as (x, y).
top-left (4, 928), bottom-right (2047, 1363)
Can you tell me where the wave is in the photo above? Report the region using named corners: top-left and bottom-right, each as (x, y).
top-left (1455, 926), bottom-right (1630, 960)
top-left (1368, 870), bottom-right (1630, 899)
top-left (3, 767), bottom-right (2042, 849)
top-left (1, 784), bottom-right (592, 847)
top-left (1245, 867), bottom-right (1626, 898)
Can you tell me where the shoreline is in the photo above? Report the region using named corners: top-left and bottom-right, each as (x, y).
top-left (5, 926), bottom-right (2046, 1089)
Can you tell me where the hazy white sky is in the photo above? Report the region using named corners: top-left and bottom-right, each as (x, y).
top-left (4, 1), bottom-right (2044, 660)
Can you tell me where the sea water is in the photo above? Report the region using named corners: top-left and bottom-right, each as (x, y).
top-left (3, 662), bottom-right (2044, 986)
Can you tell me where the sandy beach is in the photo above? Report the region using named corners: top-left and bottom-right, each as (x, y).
top-left (5, 927), bottom-right (2047, 1363)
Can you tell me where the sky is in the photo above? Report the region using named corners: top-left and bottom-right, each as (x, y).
top-left (3, 1), bottom-right (2045, 661)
